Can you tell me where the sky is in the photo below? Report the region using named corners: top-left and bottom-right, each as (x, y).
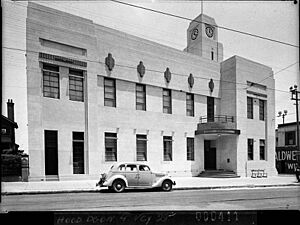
top-left (2, 0), bottom-right (300, 126)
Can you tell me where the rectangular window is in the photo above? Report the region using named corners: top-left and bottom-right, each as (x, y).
top-left (247, 97), bottom-right (253, 119)
top-left (136, 84), bottom-right (146, 111)
top-left (207, 96), bottom-right (214, 122)
top-left (186, 93), bottom-right (194, 117)
top-left (163, 136), bottom-right (172, 161)
top-left (69, 69), bottom-right (84, 102)
top-left (259, 139), bottom-right (265, 160)
top-left (105, 133), bottom-right (117, 161)
top-left (285, 131), bottom-right (296, 145)
top-left (187, 137), bottom-right (194, 161)
top-left (104, 78), bottom-right (116, 107)
top-left (163, 89), bottom-right (172, 114)
top-left (136, 135), bottom-right (147, 161)
top-left (259, 99), bottom-right (265, 121)
top-left (43, 63), bottom-right (59, 99)
top-left (211, 51), bottom-right (214, 61)
top-left (248, 139), bottom-right (254, 160)
top-left (73, 132), bottom-right (84, 174)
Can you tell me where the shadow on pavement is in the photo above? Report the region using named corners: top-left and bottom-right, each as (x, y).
top-left (98, 187), bottom-right (164, 193)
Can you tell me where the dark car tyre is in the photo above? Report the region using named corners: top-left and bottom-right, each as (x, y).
top-left (112, 179), bottom-right (126, 193)
top-left (162, 180), bottom-right (173, 192)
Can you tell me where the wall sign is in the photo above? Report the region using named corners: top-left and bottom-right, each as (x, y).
top-left (137, 61), bottom-right (145, 78)
top-left (276, 147), bottom-right (299, 174)
top-left (188, 73), bottom-right (194, 88)
top-left (164, 67), bottom-right (171, 83)
top-left (105, 53), bottom-right (115, 71)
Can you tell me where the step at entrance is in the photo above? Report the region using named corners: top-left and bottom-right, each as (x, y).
top-left (198, 170), bottom-right (240, 178)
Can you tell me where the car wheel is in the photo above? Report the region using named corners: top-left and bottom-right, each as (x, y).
top-left (162, 180), bottom-right (172, 192)
top-left (112, 179), bottom-right (125, 193)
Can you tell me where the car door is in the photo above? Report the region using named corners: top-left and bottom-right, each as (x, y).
top-left (138, 165), bottom-right (153, 186)
top-left (125, 164), bottom-right (139, 187)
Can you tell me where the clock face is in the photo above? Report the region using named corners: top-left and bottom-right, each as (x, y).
top-left (205, 26), bottom-right (214, 38)
top-left (191, 28), bottom-right (199, 40)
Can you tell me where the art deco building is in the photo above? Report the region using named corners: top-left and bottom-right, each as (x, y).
top-left (3, 2), bottom-right (278, 180)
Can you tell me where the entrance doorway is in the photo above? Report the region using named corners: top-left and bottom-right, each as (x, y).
top-left (204, 140), bottom-right (216, 170)
top-left (44, 130), bottom-right (58, 176)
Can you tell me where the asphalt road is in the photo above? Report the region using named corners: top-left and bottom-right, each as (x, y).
top-left (1, 186), bottom-right (299, 211)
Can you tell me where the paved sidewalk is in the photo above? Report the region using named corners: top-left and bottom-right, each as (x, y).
top-left (1, 175), bottom-right (299, 195)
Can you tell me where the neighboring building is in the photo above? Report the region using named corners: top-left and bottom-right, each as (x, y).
top-left (1, 100), bottom-right (18, 153)
top-left (1, 99), bottom-right (22, 181)
top-left (276, 122), bottom-right (300, 174)
top-left (3, 2), bottom-right (278, 181)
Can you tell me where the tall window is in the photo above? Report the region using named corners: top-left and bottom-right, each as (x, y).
top-left (211, 51), bottom-right (214, 61)
top-left (136, 84), bottom-right (146, 111)
top-left (136, 135), bottom-right (147, 161)
top-left (163, 89), bottom-right (172, 114)
top-left (187, 137), bottom-right (194, 161)
top-left (163, 136), bottom-right (172, 161)
top-left (259, 139), bottom-right (265, 160)
top-left (285, 131), bottom-right (296, 145)
top-left (104, 78), bottom-right (116, 107)
top-left (247, 97), bottom-right (253, 119)
top-left (73, 132), bottom-right (84, 174)
top-left (43, 63), bottom-right (59, 99)
top-left (69, 69), bottom-right (84, 102)
top-left (248, 138), bottom-right (254, 160)
top-left (207, 96), bottom-right (214, 122)
top-left (105, 133), bottom-right (117, 161)
top-left (186, 93), bottom-right (194, 117)
top-left (259, 99), bottom-right (265, 121)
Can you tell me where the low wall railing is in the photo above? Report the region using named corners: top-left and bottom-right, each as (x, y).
top-left (199, 115), bottom-right (234, 124)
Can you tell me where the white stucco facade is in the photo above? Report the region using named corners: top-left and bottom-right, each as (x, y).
top-left (3, 2), bottom-right (278, 181)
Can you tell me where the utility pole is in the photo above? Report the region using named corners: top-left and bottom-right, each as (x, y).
top-left (290, 85), bottom-right (300, 165)
top-left (278, 110), bottom-right (288, 124)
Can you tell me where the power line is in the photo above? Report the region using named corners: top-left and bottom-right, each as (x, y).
top-left (245, 61), bottom-right (299, 91)
top-left (8, 0), bottom-right (299, 48)
top-left (109, 0), bottom-right (299, 48)
top-left (5, 1), bottom-right (299, 75)
top-left (269, 62), bottom-right (299, 84)
top-left (3, 1), bottom-right (297, 93)
top-left (2, 45), bottom-right (292, 94)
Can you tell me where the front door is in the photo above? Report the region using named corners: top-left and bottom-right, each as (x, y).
top-left (44, 130), bottom-right (58, 176)
top-left (125, 164), bottom-right (139, 186)
top-left (138, 165), bottom-right (153, 186)
top-left (204, 140), bottom-right (216, 170)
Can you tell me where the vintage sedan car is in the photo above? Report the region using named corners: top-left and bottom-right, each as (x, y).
top-left (96, 162), bottom-right (176, 193)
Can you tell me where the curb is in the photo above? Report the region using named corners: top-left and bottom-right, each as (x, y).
top-left (1, 183), bottom-right (299, 195)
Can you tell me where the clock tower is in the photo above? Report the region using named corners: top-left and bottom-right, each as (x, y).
top-left (185, 14), bottom-right (223, 62)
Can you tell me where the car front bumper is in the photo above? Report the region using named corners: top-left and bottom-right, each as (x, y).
top-left (96, 174), bottom-right (107, 187)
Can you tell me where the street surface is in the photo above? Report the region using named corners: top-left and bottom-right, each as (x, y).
top-left (1, 186), bottom-right (299, 211)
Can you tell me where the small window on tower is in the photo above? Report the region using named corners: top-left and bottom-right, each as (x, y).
top-left (211, 51), bottom-right (214, 61)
